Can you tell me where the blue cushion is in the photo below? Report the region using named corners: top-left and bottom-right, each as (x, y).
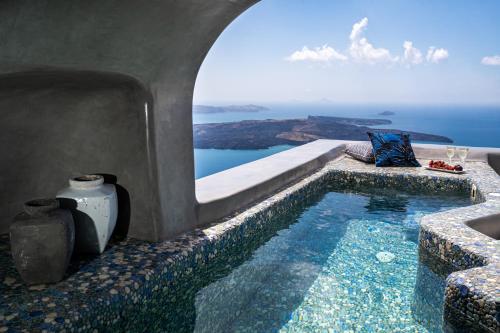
top-left (367, 132), bottom-right (421, 167)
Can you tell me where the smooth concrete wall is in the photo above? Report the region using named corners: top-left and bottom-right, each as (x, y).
top-left (487, 153), bottom-right (500, 176)
top-left (0, 71), bottom-right (156, 237)
top-left (196, 140), bottom-right (346, 224)
top-left (0, 0), bottom-right (259, 240)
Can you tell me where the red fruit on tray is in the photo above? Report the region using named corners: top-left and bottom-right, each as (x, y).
top-left (428, 160), bottom-right (463, 172)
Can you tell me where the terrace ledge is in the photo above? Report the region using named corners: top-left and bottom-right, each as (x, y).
top-left (195, 139), bottom-right (346, 224)
top-left (196, 140), bottom-right (500, 226)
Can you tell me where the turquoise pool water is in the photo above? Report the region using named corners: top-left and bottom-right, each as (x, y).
top-left (192, 188), bottom-right (470, 332)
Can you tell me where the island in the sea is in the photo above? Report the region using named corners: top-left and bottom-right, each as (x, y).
top-left (193, 115), bottom-right (453, 149)
top-left (193, 104), bottom-right (269, 114)
top-left (378, 111), bottom-right (395, 116)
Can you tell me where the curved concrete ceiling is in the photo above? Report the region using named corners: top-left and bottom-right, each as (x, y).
top-left (0, 0), bottom-right (259, 241)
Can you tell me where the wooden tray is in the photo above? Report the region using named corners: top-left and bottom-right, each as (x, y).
top-left (425, 166), bottom-right (465, 174)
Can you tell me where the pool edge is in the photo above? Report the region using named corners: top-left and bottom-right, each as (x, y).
top-left (1, 157), bottom-right (499, 332)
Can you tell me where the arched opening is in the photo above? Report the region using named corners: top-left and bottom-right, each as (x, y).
top-left (193, 0), bottom-right (500, 180)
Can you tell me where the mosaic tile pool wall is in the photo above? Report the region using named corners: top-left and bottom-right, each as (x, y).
top-left (0, 164), bottom-right (495, 333)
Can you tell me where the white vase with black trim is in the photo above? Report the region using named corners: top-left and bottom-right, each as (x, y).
top-left (57, 175), bottom-right (117, 254)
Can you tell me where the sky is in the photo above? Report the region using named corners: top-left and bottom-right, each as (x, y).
top-left (193, 0), bottom-right (500, 106)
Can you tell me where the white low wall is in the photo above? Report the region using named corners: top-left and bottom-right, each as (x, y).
top-left (195, 140), bottom-right (500, 226)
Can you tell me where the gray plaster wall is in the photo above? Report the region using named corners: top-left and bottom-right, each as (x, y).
top-left (487, 153), bottom-right (500, 176)
top-left (0, 70), bottom-right (157, 238)
top-left (0, 0), bottom-right (258, 240)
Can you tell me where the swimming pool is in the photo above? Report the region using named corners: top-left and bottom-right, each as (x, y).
top-left (2, 165), bottom-right (486, 332)
top-left (181, 186), bottom-right (470, 332)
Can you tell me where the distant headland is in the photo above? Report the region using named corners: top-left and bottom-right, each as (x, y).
top-left (378, 111), bottom-right (395, 116)
top-left (193, 104), bottom-right (269, 114)
top-left (193, 115), bottom-right (453, 149)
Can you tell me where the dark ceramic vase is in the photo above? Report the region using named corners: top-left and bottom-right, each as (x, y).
top-left (10, 198), bottom-right (75, 285)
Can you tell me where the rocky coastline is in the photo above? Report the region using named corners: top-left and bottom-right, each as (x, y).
top-left (193, 115), bottom-right (453, 149)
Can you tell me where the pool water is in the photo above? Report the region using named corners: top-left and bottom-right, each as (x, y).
top-left (192, 188), bottom-right (471, 333)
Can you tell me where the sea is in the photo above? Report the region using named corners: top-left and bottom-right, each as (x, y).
top-left (193, 104), bottom-right (500, 179)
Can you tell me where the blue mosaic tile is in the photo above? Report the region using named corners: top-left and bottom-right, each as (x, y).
top-left (0, 156), bottom-right (498, 332)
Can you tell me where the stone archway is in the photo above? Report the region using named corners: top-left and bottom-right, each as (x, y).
top-left (0, 0), bottom-right (259, 241)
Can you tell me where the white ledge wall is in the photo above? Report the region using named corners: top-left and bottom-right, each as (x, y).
top-left (196, 140), bottom-right (346, 224)
top-left (196, 140), bottom-right (500, 225)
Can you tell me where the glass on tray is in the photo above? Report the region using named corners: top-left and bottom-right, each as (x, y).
top-left (457, 147), bottom-right (469, 167)
top-left (446, 146), bottom-right (455, 165)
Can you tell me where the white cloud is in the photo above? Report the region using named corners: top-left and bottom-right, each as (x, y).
top-left (285, 45), bottom-right (347, 63)
top-left (349, 17), bottom-right (398, 64)
top-left (402, 41), bottom-right (423, 65)
top-left (286, 17), bottom-right (448, 67)
top-left (426, 47), bottom-right (449, 63)
top-left (481, 55), bottom-right (500, 66)
top-left (350, 17), bottom-right (368, 41)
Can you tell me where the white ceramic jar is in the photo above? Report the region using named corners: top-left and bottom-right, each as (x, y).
top-left (57, 175), bottom-right (117, 254)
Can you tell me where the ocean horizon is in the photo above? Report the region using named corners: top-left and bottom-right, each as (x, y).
top-left (194, 104), bottom-right (500, 178)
